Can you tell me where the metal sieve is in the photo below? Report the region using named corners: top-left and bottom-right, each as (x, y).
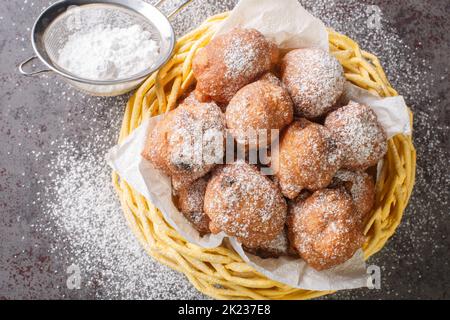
top-left (18, 0), bottom-right (192, 96)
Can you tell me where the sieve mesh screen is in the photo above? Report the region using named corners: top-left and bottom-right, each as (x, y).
top-left (43, 3), bottom-right (162, 78)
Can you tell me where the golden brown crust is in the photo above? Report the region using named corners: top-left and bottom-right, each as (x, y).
top-left (243, 228), bottom-right (297, 259)
top-left (281, 48), bottom-right (345, 119)
top-left (331, 170), bottom-right (375, 226)
top-left (194, 88), bottom-right (213, 104)
top-left (193, 28), bottom-right (279, 104)
top-left (296, 117), bottom-right (314, 129)
top-left (273, 122), bottom-right (342, 199)
top-left (325, 101), bottom-right (387, 170)
top-left (204, 162), bottom-right (287, 248)
top-left (226, 73), bottom-right (294, 148)
top-left (141, 97), bottom-right (226, 191)
top-left (288, 188), bottom-right (364, 271)
top-left (142, 111), bottom-right (175, 173)
top-left (176, 177), bottom-right (211, 235)
top-left (268, 41), bottom-right (280, 66)
top-left (258, 72), bottom-right (282, 86)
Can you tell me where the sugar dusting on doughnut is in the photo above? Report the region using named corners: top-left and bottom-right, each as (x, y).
top-left (204, 161), bottom-right (287, 248)
top-left (176, 176), bottom-right (211, 235)
top-left (332, 170), bottom-right (376, 225)
top-left (263, 231), bottom-right (289, 253)
top-left (275, 122), bottom-right (342, 199)
top-left (244, 229), bottom-right (293, 258)
top-left (169, 101), bottom-right (225, 170)
top-left (281, 48), bottom-right (345, 119)
top-left (193, 28), bottom-right (278, 104)
top-left (288, 188), bottom-right (364, 270)
top-left (226, 73), bottom-right (294, 147)
top-left (142, 97), bottom-right (225, 191)
top-left (325, 101), bottom-right (387, 170)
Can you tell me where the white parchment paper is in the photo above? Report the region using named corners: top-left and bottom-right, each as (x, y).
top-left (107, 0), bottom-right (411, 290)
top-left (216, 0), bottom-right (329, 51)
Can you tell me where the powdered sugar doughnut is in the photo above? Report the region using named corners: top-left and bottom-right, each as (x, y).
top-left (331, 170), bottom-right (376, 225)
top-left (243, 228), bottom-right (297, 259)
top-left (142, 97), bottom-right (225, 191)
top-left (226, 73), bottom-right (294, 148)
top-left (176, 176), bottom-right (211, 235)
top-left (281, 48), bottom-right (345, 119)
top-left (325, 101), bottom-right (387, 170)
top-left (288, 188), bottom-right (364, 271)
top-left (204, 162), bottom-right (287, 248)
top-left (193, 28), bottom-right (279, 104)
top-left (273, 122), bottom-right (342, 199)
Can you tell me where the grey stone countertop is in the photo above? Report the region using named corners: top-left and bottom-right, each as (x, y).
top-left (0, 0), bottom-right (448, 299)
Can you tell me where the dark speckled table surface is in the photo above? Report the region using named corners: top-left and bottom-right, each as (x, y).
top-left (0, 0), bottom-right (449, 300)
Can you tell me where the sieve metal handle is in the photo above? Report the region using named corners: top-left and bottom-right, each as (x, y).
top-left (154, 0), bottom-right (193, 19)
top-left (18, 56), bottom-right (51, 76)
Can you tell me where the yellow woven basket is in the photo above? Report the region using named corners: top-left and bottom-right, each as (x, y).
top-left (112, 12), bottom-right (416, 300)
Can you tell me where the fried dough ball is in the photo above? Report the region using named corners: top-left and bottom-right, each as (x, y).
top-left (325, 101), bottom-right (387, 170)
top-left (176, 176), bottom-right (211, 235)
top-left (288, 190), bottom-right (312, 208)
top-left (193, 28), bottom-right (279, 104)
top-left (273, 122), bottom-right (342, 199)
top-left (243, 228), bottom-right (297, 259)
top-left (331, 170), bottom-right (375, 225)
top-left (204, 162), bottom-right (287, 248)
top-left (259, 72), bottom-right (282, 85)
top-left (288, 188), bottom-right (364, 271)
top-left (226, 73), bottom-right (294, 148)
top-left (142, 98), bottom-right (225, 191)
top-left (281, 48), bottom-right (345, 119)
top-left (296, 117), bottom-right (314, 129)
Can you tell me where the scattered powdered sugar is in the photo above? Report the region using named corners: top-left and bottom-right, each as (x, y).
top-left (34, 137), bottom-right (205, 299)
top-left (58, 24), bottom-right (160, 81)
top-left (6, 0), bottom-right (445, 299)
top-left (296, 1), bottom-right (448, 298)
